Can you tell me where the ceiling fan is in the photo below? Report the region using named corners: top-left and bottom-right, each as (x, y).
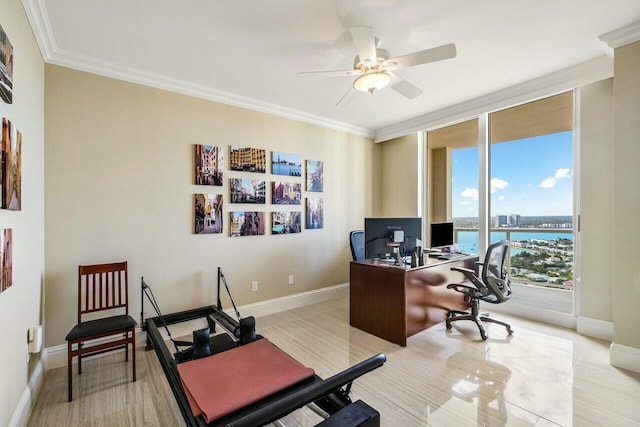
top-left (297, 27), bottom-right (456, 103)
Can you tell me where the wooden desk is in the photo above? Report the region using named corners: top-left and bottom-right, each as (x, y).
top-left (349, 255), bottom-right (479, 346)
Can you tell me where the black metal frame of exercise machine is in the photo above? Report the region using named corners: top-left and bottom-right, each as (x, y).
top-left (142, 268), bottom-right (386, 427)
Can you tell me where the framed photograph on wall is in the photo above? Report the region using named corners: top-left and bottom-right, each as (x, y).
top-left (272, 151), bottom-right (301, 177)
top-left (195, 145), bottom-right (223, 186)
top-left (230, 211), bottom-right (265, 237)
top-left (306, 198), bottom-right (323, 229)
top-left (0, 23), bottom-right (14, 104)
top-left (230, 178), bottom-right (266, 204)
top-left (194, 194), bottom-right (223, 234)
top-left (271, 211), bottom-right (301, 234)
top-left (271, 182), bottom-right (301, 205)
top-left (0, 228), bottom-right (12, 294)
top-left (229, 145), bottom-right (266, 173)
top-left (1, 117), bottom-right (21, 210)
top-left (306, 160), bottom-right (323, 192)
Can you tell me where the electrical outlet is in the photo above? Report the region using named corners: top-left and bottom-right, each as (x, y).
top-left (251, 281), bottom-right (258, 292)
top-left (288, 275), bottom-right (294, 285)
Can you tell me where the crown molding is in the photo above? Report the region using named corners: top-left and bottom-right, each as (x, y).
top-left (21, 0), bottom-right (56, 61)
top-left (21, 0), bottom-right (620, 143)
top-left (373, 55), bottom-right (614, 142)
top-left (599, 21), bottom-right (640, 49)
top-left (50, 48), bottom-right (375, 138)
top-left (20, 0), bottom-right (375, 140)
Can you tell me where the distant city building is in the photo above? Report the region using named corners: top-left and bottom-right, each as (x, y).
top-left (495, 215), bottom-right (508, 227)
top-left (509, 214), bottom-right (521, 227)
top-left (541, 223), bottom-right (572, 228)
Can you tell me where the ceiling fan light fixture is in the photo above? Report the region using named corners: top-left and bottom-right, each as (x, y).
top-left (353, 71), bottom-right (391, 94)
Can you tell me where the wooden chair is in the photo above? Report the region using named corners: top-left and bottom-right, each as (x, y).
top-left (65, 261), bottom-right (137, 401)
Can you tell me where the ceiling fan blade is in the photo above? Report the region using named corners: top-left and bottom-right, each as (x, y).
top-left (382, 43), bottom-right (456, 71)
top-left (389, 73), bottom-right (423, 99)
top-left (336, 87), bottom-right (355, 106)
top-left (297, 69), bottom-right (362, 78)
top-left (350, 27), bottom-right (378, 66)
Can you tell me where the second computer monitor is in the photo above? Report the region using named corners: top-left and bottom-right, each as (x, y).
top-left (430, 222), bottom-right (454, 249)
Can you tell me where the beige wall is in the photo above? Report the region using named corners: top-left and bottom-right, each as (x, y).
top-left (44, 65), bottom-right (374, 348)
top-left (612, 41), bottom-right (640, 348)
top-left (0, 0), bottom-right (45, 424)
top-left (578, 78), bottom-right (614, 322)
top-left (374, 133), bottom-right (419, 217)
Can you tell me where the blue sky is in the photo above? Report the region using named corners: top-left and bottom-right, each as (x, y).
top-left (272, 151), bottom-right (301, 166)
top-left (452, 131), bottom-right (573, 217)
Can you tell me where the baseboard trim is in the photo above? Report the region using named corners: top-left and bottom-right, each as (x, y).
top-left (481, 302), bottom-right (577, 329)
top-left (9, 358), bottom-right (44, 427)
top-left (577, 316), bottom-right (613, 341)
top-left (238, 282), bottom-right (348, 318)
top-left (610, 342), bottom-right (640, 373)
top-left (44, 283), bottom-right (349, 370)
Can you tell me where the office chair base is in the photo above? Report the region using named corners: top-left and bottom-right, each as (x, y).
top-left (446, 303), bottom-right (513, 340)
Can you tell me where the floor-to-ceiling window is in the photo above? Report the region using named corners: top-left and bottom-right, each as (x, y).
top-left (426, 92), bottom-right (575, 315)
top-left (426, 119), bottom-right (478, 249)
top-left (489, 92), bottom-right (574, 314)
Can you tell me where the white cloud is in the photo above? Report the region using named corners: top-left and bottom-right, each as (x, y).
top-left (461, 200), bottom-right (471, 205)
top-left (540, 177), bottom-right (557, 188)
top-left (461, 188), bottom-right (478, 200)
top-left (491, 177), bottom-right (509, 193)
top-left (498, 195), bottom-right (506, 201)
top-left (540, 168), bottom-right (572, 189)
top-left (555, 168), bottom-right (571, 180)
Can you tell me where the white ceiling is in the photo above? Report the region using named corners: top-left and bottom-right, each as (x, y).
top-left (25, 0), bottom-right (640, 139)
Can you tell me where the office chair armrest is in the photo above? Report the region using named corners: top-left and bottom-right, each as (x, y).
top-left (447, 282), bottom-right (484, 298)
top-left (450, 266), bottom-right (487, 293)
top-left (447, 282), bottom-right (477, 291)
top-left (450, 266), bottom-right (475, 275)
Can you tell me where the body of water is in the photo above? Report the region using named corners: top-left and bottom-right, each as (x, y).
top-left (273, 163), bottom-right (301, 176)
top-left (456, 230), bottom-right (573, 254)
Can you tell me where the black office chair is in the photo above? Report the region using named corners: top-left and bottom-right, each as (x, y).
top-left (349, 230), bottom-right (365, 261)
top-left (446, 240), bottom-right (514, 340)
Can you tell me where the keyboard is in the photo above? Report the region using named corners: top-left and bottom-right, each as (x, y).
top-left (437, 253), bottom-right (461, 260)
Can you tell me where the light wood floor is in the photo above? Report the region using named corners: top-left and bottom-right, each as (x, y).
top-left (28, 298), bottom-right (640, 426)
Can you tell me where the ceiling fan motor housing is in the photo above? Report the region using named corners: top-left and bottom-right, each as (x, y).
top-left (354, 48), bottom-right (391, 71)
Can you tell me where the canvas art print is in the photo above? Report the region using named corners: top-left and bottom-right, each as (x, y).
top-left (306, 198), bottom-right (324, 229)
top-left (195, 145), bottom-right (223, 186)
top-left (0, 228), bottom-right (12, 294)
top-left (0, 23), bottom-right (13, 104)
top-left (195, 194), bottom-right (223, 234)
top-left (1, 117), bottom-right (21, 210)
top-left (306, 160), bottom-right (323, 192)
top-left (271, 211), bottom-right (301, 234)
top-left (272, 151), bottom-right (301, 177)
top-left (230, 211), bottom-right (265, 237)
top-left (271, 182), bottom-right (301, 205)
top-left (230, 178), bottom-right (266, 204)
top-left (229, 145), bottom-right (266, 173)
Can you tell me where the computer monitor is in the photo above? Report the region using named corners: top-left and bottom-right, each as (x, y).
top-left (430, 222), bottom-right (454, 248)
top-left (364, 217), bottom-right (422, 259)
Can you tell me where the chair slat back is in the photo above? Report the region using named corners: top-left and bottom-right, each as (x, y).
top-left (78, 261), bottom-right (128, 323)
